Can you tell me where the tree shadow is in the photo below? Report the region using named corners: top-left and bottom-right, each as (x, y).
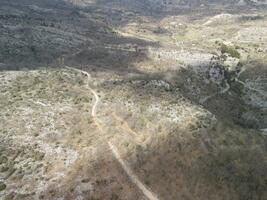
top-left (93, 54), bottom-right (267, 198)
top-left (93, 73), bottom-right (267, 198)
top-left (0, 0), bottom-right (158, 73)
top-left (0, 0), bottom-right (261, 73)
top-left (123, 122), bottom-right (267, 200)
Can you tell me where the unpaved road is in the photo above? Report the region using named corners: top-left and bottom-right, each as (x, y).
top-left (199, 82), bottom-right (230, 104)
top-left (65, 66), bottom-right (159, 200)
top-left (65, 66), bottom-right (99, 117)
top-left (108, 142), bottom-right (159, 200)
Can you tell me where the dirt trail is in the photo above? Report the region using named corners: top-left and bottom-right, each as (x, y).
top-left (112, 112), bottom-right (139, 137)
top-left (117, 30), bottom-right (157, 42)
top-left (200, 82), bottom-right (230, 104)
top-left (65, 66), bottom-right (99, 117)
top-left (65, 66), bottom-right (160, 200)
top-left (236, 79), bottom-right (267, 97)
top-left (236, 67), bottom-right (266, 97)
top-left (108, 142), bottom-right (160, 200)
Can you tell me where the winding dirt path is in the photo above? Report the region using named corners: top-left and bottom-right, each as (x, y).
top-left (200, 69), bottom-right (266, 104)
top-left (65, 66), bottom-right (99, 117)
top-left (235, 79), bottom-right (267, 97)
top-left (236, 66), bottom-right (266, 97)
top-left (65, 66), bottom-right (159, 200)
top-left (199, 82), bottom-right (230, 104)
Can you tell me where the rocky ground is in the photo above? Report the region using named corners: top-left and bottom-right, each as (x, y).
top-left (0, 0), bottom-right (267, 200)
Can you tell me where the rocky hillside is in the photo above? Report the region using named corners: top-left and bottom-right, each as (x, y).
top-left (0, 0), bottom-right (266, 200)
top-left (65, 0), bottom-right (267, 11)
top-left (0, 0), bottom-right (154, 70)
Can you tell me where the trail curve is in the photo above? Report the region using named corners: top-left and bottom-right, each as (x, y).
top-left (65, 66), bottom-right (159, 200)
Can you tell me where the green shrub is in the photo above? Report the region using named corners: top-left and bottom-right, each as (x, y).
top-left (220, 44), bottom-right (241, 59)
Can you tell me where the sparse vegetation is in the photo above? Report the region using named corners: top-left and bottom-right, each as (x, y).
top-left (220, 44), bottom-right (241, 59)
top-left (0, 0), bottom-right (267, 200)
